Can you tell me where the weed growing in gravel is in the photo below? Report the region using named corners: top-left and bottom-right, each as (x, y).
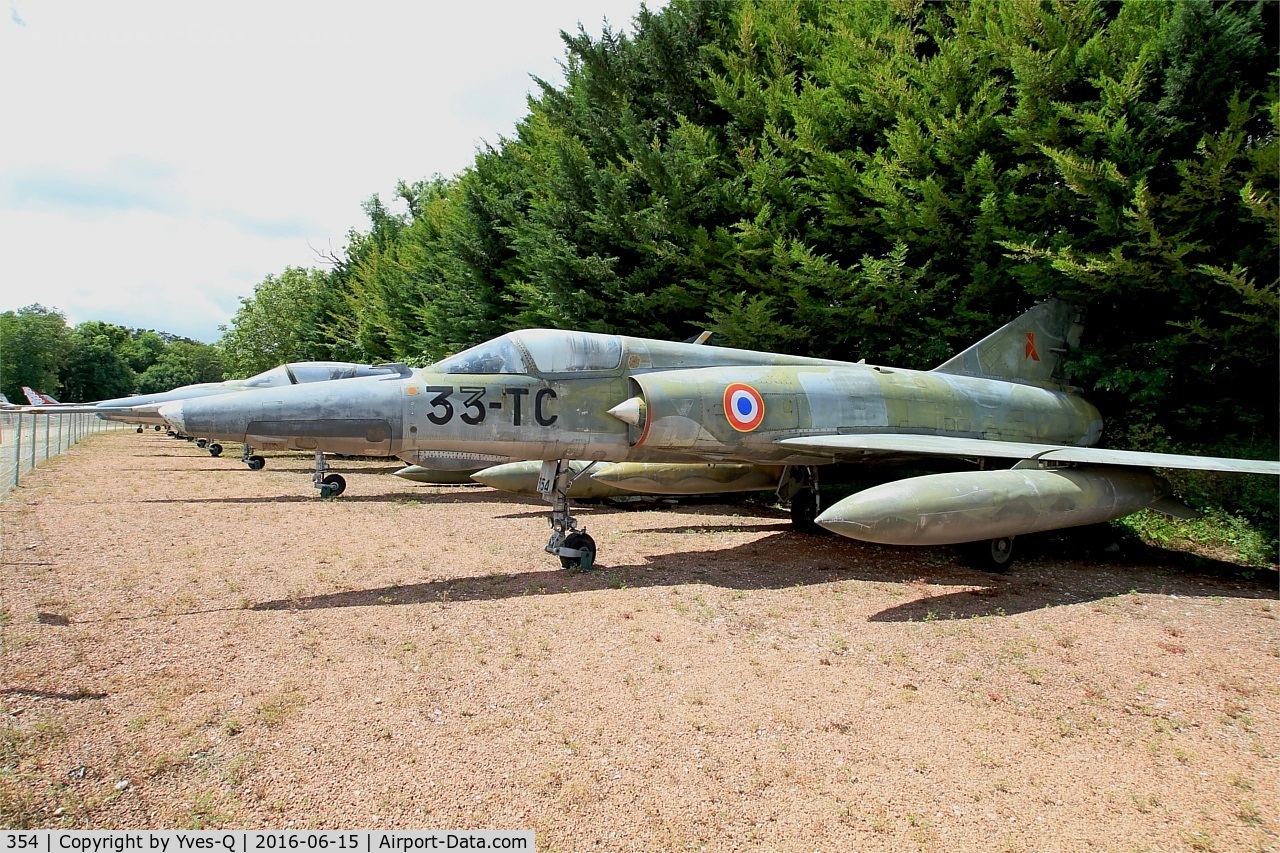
top-left (1, 633), bottom-right (32, 653)
top-left (255, 692), bottom-right (306, 727)
top-left (1237, 801), bottom-right (1263, 825)
top-left (1180, 827), bottom-right (1217, 851)
top-left (221, 754), bottom-right (254, 786)
top-left (183, 790), bottom-right (231, 829)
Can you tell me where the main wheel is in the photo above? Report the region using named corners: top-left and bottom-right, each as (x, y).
top-left (320, 473), bottom-right (346, 496)
top-left (136, 426), bottom-right (143, 434)
top-left (196, 438), bottom-right (208, 448)
top-left (154, 425), bottom-right (162, 431)
top-left (966, 536), bottom-right (1016, 573)
top-left (559, 532), bottom-right (597, 571)
top-left (208, 443), bottom-right (223, 457)
top-left (245, 455), bottom-right (266, 471)
top-left (790, 488), bottom-right (824, 534)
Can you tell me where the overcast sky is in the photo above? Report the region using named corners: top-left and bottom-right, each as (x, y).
top-left (0, 0), bottom-right (654, 343)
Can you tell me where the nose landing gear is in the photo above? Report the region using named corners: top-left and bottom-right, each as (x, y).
top-left (540, 459), bottom-right (597, 570)
top-left (312, 451), bottom-right (346, 498)
top-left (242, 446), bottom-right (266, 471)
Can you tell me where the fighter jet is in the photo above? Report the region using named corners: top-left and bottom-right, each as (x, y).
top-left (160, 300), bottom-right (1279, 571)
top-left (16, 362), bottom-right (402, 461)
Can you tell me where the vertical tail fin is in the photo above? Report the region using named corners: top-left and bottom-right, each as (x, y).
top-left (932, 299), bottom-right (1084, 388)
top-left (22, 386), bottom-right (59, 404)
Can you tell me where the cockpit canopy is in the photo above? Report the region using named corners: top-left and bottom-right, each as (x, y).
top-left (241, 362), bottom-right (398, 388)
top-left (436, 330), bottom-right (623, 375)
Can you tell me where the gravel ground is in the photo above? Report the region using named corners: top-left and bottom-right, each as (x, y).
top-left (1, 430), bottom-right (1276, 851)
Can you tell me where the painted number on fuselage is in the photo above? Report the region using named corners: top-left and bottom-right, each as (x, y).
top-left (421, 386), bottom-right (557, 427)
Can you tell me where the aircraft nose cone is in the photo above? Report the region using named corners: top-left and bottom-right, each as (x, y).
top-left (157, 402), bottom-right (185, 433)
top-left (607, 396), bottom-right (646, 426)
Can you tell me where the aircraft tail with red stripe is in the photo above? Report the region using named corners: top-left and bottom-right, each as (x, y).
top-left (22, 386), bottom-right (60, 405)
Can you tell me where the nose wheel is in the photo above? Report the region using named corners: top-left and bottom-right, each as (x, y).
top-left (242, 446), bottom-right (266, 470)
top-left (312, 451), bottom-right (346, 497)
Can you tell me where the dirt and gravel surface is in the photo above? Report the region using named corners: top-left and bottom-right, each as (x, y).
top-left (1, 430), bottom-right (1276, 850)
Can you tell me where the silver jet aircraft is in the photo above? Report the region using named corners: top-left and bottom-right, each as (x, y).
top-left (160, 300), bottom-right (1279, 571)
top-left (17, 362), bottom-right (401, 468)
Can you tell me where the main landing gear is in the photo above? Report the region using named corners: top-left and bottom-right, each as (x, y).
top-left (964, 536), bottom-right (1016, 573)
top-left (780, 465), bottom-right (824, 534)
top-left (311, 451), bottom-right (346, 498)
top-left (539, 459), bottom-right (597, 571)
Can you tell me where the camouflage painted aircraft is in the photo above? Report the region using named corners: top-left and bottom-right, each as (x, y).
top-left (159, 300), bottom-right (1279, 571)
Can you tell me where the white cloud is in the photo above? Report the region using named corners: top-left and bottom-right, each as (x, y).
top-left (0, 0), bottom-right (656, 342)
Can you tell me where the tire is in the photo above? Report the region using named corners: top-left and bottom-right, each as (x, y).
top-left (208, 443), bottom-right (223, 457)
top-left (320, 473), bottom-right (346, 497)
top-left (245, 455), bottom-right (266, 471)
top-left (196, 439), bottom-right (207, 448)
top-left (136, 426), bottom-right (143, 434)
top-left (966, 537), bottom-right (1016, 573)
top-left (559, 532), bottom-right (597, 571)
top-left (790, 488), bottom-right (824, 534)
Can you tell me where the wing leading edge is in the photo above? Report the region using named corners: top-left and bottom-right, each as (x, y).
top-left (775, 434), bottom-right (1280, 476)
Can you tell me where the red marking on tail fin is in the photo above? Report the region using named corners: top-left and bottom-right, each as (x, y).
top-left (1025, 333), bottom-right (1040, 362)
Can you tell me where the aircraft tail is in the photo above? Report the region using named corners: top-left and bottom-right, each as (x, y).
top-left (931, 299), bottom-right (1084, 388)
top-left (22, 386), bottom-right (59, 404)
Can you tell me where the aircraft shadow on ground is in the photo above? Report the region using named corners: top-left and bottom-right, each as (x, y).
top-left (250, 529), bottom-right (1276, 621)
top-left (135, 489), bottom-right (534, 507)
top-left (0, 687), bottom-right (107, 702)
top-left (134, 455), bottom-right (227, 460)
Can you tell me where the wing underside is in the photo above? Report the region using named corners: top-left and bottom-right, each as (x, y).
top-left (775, 434), bottom-right (1280, 476)
top-left (12, 403), bottom-right (166, 417)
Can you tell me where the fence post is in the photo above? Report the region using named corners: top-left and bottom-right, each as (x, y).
top-left (14, 413), bottom-right (23, 489)
top-left (30, 414), bottom-right (37, 470)
top-left (44, 414), bottom-right (51, 461)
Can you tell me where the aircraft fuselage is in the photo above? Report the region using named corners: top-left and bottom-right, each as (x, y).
top-left (161, 330), bottom-right (1104, 466)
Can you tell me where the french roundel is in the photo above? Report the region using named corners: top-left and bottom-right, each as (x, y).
top-left (724, 383), bottom-right (765, 432)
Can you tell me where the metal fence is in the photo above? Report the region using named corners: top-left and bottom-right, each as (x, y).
top-left (0, 412), bottom-right (130, 498)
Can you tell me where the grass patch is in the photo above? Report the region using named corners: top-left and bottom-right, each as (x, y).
top-left (255, 692), bottom-right (306, 728)
top-left (1117, 509), bottom-right (1276, 567)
